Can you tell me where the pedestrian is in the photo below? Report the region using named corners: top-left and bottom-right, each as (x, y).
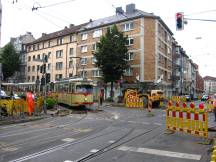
top-left (26, 90), bottom-right (34, 116)
top-left (99, 89), bottom-right (104, 106)
top-left (213, 94), bottom-right (216, 121)
top-left (148, 95), bottom-right (152, 113)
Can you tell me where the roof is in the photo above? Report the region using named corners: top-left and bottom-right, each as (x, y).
top-left (82, 9), bottom-right (173, 35)
top-left (28, 6), bottom-right (173, 45)
top-left (28, 23), bottom-right (89, 45)
top-left (203, 76), bottom-right (216, 81)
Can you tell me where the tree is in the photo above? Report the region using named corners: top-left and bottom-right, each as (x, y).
top-left (94, 25), bottom-right (129, 99)
top-left (0, 42), bottom-right (21, 80)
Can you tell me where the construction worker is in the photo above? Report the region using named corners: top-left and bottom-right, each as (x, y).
top-left (26, 90), bottom-right (34, 116)
top-left (213, 94), bottom-right (216, 121)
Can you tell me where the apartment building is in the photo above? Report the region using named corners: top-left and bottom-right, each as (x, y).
top-left (26, 4), bottom-right (173, 95)
top-left (10, 32), bottom-right (35, 83)
top-left (26, 24), bottom-right (87, 82)
top-left (194, 63), bottom-right (204, 95)
top-left (203, 76), bottom-right (216, 94)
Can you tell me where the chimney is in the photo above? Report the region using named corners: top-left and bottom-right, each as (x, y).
top-left (126, 3), bottom-right (135, 14)
top-left (64, 26), bottom-right (68, 29)
top-left (69, 24), bottom-right (74, 28)
top-left (89, 19), bottom-right (93, 22)
top-left (116, 7), bottom-right (124, 15)
top-left (42, 33), bottom-right (46, 37)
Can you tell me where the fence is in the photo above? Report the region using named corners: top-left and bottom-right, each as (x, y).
top-left (166, 101), bottom-right (208, 138)
top-left (125, 89), bottom-right (144, 108)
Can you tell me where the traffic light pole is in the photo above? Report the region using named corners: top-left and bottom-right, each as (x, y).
top-left (43, 60), bottom-right (47, 114)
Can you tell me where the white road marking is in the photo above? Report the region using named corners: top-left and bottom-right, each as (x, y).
top-left (153, 123), bottom-right (162, 126)
top-left (61, 138), bottom-right (75, 142)
top-left (128, 121), bottom-right (136, 123)
top-left (64, 160), bottom-right (73, 162)
top-left (141, 122), bottom-right (150, 125)
top-left (108, 140), bottom-right (115, 143)
top-left (118, 146), bottom-right (201, 160)
top-left (90, 149), bottom-right (99, 153)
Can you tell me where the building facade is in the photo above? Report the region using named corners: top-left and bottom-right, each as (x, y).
top-left (10, 32), bottom-right (35, 83)
top-left (194, 63), bottom-right (204, 95)
top-left (203, 76), bottom-right (216, 95)
top-left (26, 4), bottom-right (173, 96)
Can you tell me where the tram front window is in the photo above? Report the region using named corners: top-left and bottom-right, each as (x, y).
top-left (76, 85), bottom-right (93, 93)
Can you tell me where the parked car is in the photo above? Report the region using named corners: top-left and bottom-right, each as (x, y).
top-left (185, 95), bottom-right (191, 101)
top-left (201, 95), bottom-right (211, 101)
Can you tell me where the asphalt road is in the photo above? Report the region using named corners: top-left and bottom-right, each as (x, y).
top-left (0, 103), bottom-right (215, 162)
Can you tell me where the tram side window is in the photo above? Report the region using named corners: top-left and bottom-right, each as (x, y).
top-left (76, 85), bottom-right (93, 93)
top-left (69, 83), bottom-right (75, 93)
top-left (58, 83), bottom-right (68, 93)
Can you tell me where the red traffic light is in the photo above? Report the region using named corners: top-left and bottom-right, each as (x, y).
top-left (176, 12), bottom-right (184, 30)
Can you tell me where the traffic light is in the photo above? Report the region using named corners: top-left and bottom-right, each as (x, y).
top-left (45, 73), bottom-right (50, 83)
top-left (176, 12), bottom-right (184, 30)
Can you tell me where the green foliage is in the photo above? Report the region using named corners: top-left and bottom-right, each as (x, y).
top-left (46, 97), bottom-right (57, 109)
top-left (0, 43), bottom-right (21, 80)
top-left (94, 25), bottom-right (129, 98)
top-left (94, 25), bottom-right (128, 83)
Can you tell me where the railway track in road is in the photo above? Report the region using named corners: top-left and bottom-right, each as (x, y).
top-left (8, 122), bottom-right (127, 162)
top-left (75, 125), bottom-right (162, 162)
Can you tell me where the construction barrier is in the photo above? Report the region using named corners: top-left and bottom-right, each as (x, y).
top-left (166, 101), bottom-right (208, 138)
top-left (206, 99), bottom-right (214, 112)
top-left (125, 89), bottom-right (144, 108)
top-left (211, 145), bottom-right (216, 162)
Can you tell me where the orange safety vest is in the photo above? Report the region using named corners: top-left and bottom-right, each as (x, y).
top-left (26, 92), bottom-right (34, 114)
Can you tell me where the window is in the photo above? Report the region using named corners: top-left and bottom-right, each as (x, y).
top-left (81, 33), bottom-right (88, 40)
top-left (57, 37), bottom-right (64, 45)
top-left (32, 66), bottom-right (35, 72)
top-left (42, 53), bottom-right (45, 59)
top-left (92, 57), bottom-right (97, 64)
top-left (28, 66), bottom-right (30, 72)
top-left (93, 29), bottom-right (102, 38)
top-left (33, 45), bottom-right (36, 50)
top-left (33, 55), bottom-right (35, 60)
top-left (80, 71), bottom-right (87, 77)
top-left (126, 52), bottom-right (134, 61)
top-left (56, 62), bottom-right (63, 70)
top-left (28, 56), bottom-right (31, 61)
top-left (123, 22), bottom-right (134, 31)
top-left (42, 42), bottom-right (45, 49)
top-left (92, 43), bottom-right (97, 51)
top-left (48, 41), bottom-right (51, 47)
top-left (126, 38), bottom-right (134, 46)
top-left (56, 50), bottom-right (63, 58)
top-left (37, 54), bottom-right (40, 60)
top-left (81, 45), bottom-right (88, 53)
top-left (55, 74), bottom-right (62, 80)
top-left (69, 48), bottom-right (74, 55)
top-left (167, 47), bottom-right (171, 55)
top-left (69, 61), bottom-right (73, 68)
top-left (48, 52), bottom-right (51, 58)
top-left (80, 58), bottom-right (87, 65)
top-left (124, 67), bottom-right (133, 76)
top-left (92, 70), bottom-right (102, 77)
top-left (37, 44), bottom-right (40, 50)
top-left (32, 76), bottom-right (35, 82)
top-left (48, 63), bottom-right (51, 70)
top-left (28, 76), bottom-right (30, 82)
top-left (70, 35), bottom-right (76, 42)
top-left (37, 65), bottom-right (40, 71)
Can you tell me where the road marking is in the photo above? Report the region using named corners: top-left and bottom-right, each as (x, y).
top-left (108, 140), bottom-right (115, 143)
top-left (128, 121), bottom-right (136, 123)
top-left (90, 149), bottom-right (99, 153)
top-left (141, 122), bottom-right (150, 125)
top-left (118, 146), bottom-right (201, 160)
top-left (153, 123), bottom-right (162, 126)
top-left (64, 160), bottom-right (73, 162)
top-left (61, 138), bottom-right (75, 142)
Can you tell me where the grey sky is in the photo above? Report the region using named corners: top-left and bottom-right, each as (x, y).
top-left (2, 0), bottom-right (216, 77)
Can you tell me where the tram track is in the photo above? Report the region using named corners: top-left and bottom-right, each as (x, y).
top-left (0, 114), bottom-right (88, 138)
top-left (75, 125), bottom-right (162, 162)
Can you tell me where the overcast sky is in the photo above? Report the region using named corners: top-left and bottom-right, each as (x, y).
top-left (2, 0), bottom-right (216, 77)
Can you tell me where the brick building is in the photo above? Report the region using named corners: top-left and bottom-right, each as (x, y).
top-left (26, 4), bottom-right (174, 97)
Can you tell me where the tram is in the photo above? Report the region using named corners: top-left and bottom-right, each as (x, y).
top-left (53, 78), bottom-right (94, 108)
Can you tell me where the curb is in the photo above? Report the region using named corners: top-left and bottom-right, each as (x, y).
top-left (0, 116), bottom-right (48, 126)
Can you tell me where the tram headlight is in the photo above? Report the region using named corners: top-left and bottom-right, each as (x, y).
top-left (84, 97), bottom-right (87, 101)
